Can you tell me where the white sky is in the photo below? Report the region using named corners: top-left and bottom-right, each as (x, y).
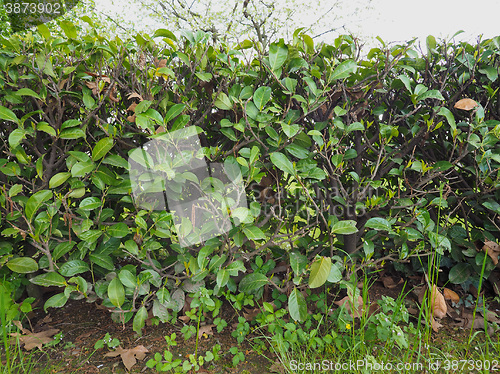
top-left (94, 0), bottom-right (500, 46)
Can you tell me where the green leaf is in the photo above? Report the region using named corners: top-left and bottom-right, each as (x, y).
top-left (71, 161), bottom-right (95, 177)
top-left (89, 253), bottom-right (115, 270)
top-left (346, 122), bottom-right (364, 133)
top-left (253, 86), bottom-right (272, 110)
top-left (133, 306), bottom-right (148, 336)
top-left (107, 222), bottom-right (129, 238)
top-left (216, 269), bottom-right (230, 288)
top-left (37, 122), bottom-right (56, 136)
top-left (25, 190), bottom-right (53, 221)
top-left (270, 152), bottom-right (295, 175)
top-left (0, 106), bottom-right (19, 124)
top-left (61, 119), bottom-right (81, 130)
top-left (118, 270), bottom-right (137, 289)
top-left (59, 260), bottom-right (89, 277)
top-left (309, 256), bottom-right (331, 288)
top-left (30, 272), bottom-right (66, 287)
top-left (102, 154), bottom-right (129, 169)
top-left (53, 242), bottom-right (75, 261)
top-left (49, 172), bottom-right (71, 189)
top-left (327, 262), bottom-right (342, 283)
top-left (164, 103), bottom-right (186, 123)
top-left (365, 217), bottom-right (392, 231)
top-left (332, 220), bottom-right (358, 235)
top-left (108, 277), bottom-right (125, 307)
top-left (83, 92), bottom-right (95, 109)
top-left (44, 293), bottom-right (69, 312)
top-left (417, 90), bottom-right (444, 101)
top-left (92, 137), bottom-right (114, 161)
top-left (60, 128), bottom-right (85, 140)
top-left (330, 60), bottom-right (357, 82)
top-left (8, 184), bottom-right (23, 197)
top-left (6, 257), bottom-right (38, 273)
top-left (16, 88), bottom-right (41, 99)
top-left (363, 239), bottom-right (374, 258)
top-left (426, 35), bottom-right (436, 53)
top-left (8, 128), bottom-right (25, 148)
top-left (290, 251), bottom-right (307, 276)
top-left (239, 273), bottom-right (268, 293)
top-left (479, 66), bottom-right (498, 82)
top-left (37, 24), bottom-right (51, 39)
top-left (60, 21), bottom-right (78, 39)
top-left (438, 107), bottom-right (456, 134)
top-left (449, 263), bottom-right (472, 284)
top-left (243, 226), bottom-right (266, 240)
top-left (288, 287), bottom-right (307, 322)
top-left (397, 74), bottom-right (412, 92)
top-left (79, 197), bottom-right (101, 211)
top-left (214, 93), bottom-right (232, 110)
top-left (152, 28), bottom-right (177, 40)
top-left (432, 161), bottom-right (453, 172)
top-left (268, 43), bottom-right (288, 72)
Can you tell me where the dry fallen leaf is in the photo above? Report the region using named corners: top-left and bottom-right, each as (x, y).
top-left (443, 288), bottom-right (460, 304)
top-left (104, 345), bottom-right (149, 371)
top-left (127, 114), bottom-right (136, 123)
top-left (431, 317), bottom-right (443, 332)
top-left (454, 98), bottom-right (478, 110)
top-left (243, 307), bottom-right (260, 321)
top-left (430, 285), bottom-right (447, 319)
top-left (197, 324), bottom-right (214, 339)
top-left (482, 240), bottom-right (500, 265)
top-left (10, 328), bottom-right (60, 350)
top-left (335, 295), bottom-right (364, 318)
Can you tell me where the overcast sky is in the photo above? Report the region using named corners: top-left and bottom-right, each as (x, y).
top-left (94, 0), bottom-right (500, 46)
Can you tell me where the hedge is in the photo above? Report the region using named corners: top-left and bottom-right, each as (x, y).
top-left (1, 23), bottom-right (500, 333)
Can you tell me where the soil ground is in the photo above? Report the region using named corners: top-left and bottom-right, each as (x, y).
top-left (7, 266), bottom-right (500, 373)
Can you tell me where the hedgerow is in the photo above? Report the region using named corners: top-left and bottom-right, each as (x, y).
top-left (1, 23), bottom-right (500, 333)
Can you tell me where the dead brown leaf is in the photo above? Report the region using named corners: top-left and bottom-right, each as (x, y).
top-left (431, 317), bottom-right (443, 332)
top-left (269, 360), bottom-right (286, 374)
top-left (430, 285), bottom-right (447, 319)
top-left (104, 345), bottom-right (149, 371)
top-left (85, 81), bottom-right (99, 95)
top-left (127, 102), bottom-right (137, 113)
top-left (335, 295), bottom-right (364, 318)
top-left (58, 78), bottom-right (69, 90)
top-left (418, 284), bottom-right (447, 320)
top-left (109, 86), bottom-right (120, 103)
top-left (158, 59), bottom-right (167, 68)
top-left (10, 328), bottom-right (60, 350)
top-left (443, 288), bottom-right (460, 304)
top-left (155, 125), bottom-right (166, 134)
top-left (482, 240), bottom-right (500, 265)
top-left (454, 98), bottom-right (478, 110)
top-left (127, 114), bottom-right (136, 123)
top-left (197, 324), bottom-right (214, 339)
top-left (178, 315), bottom-right (190, 323)
top-left (243, 307), bottom-right (260, 321)
top-left (137, 53), bottom-right (146, 70)
top-left (127, 92), bottom-right (144, 101)
top-left (381, 276), bottom-right (403, 289)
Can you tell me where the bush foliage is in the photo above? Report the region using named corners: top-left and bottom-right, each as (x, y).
top-left (1, 23), bottom-right (500, 332)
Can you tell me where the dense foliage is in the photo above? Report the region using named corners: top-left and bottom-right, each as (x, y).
top-left (1, 23), bottom-right (500, 333)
